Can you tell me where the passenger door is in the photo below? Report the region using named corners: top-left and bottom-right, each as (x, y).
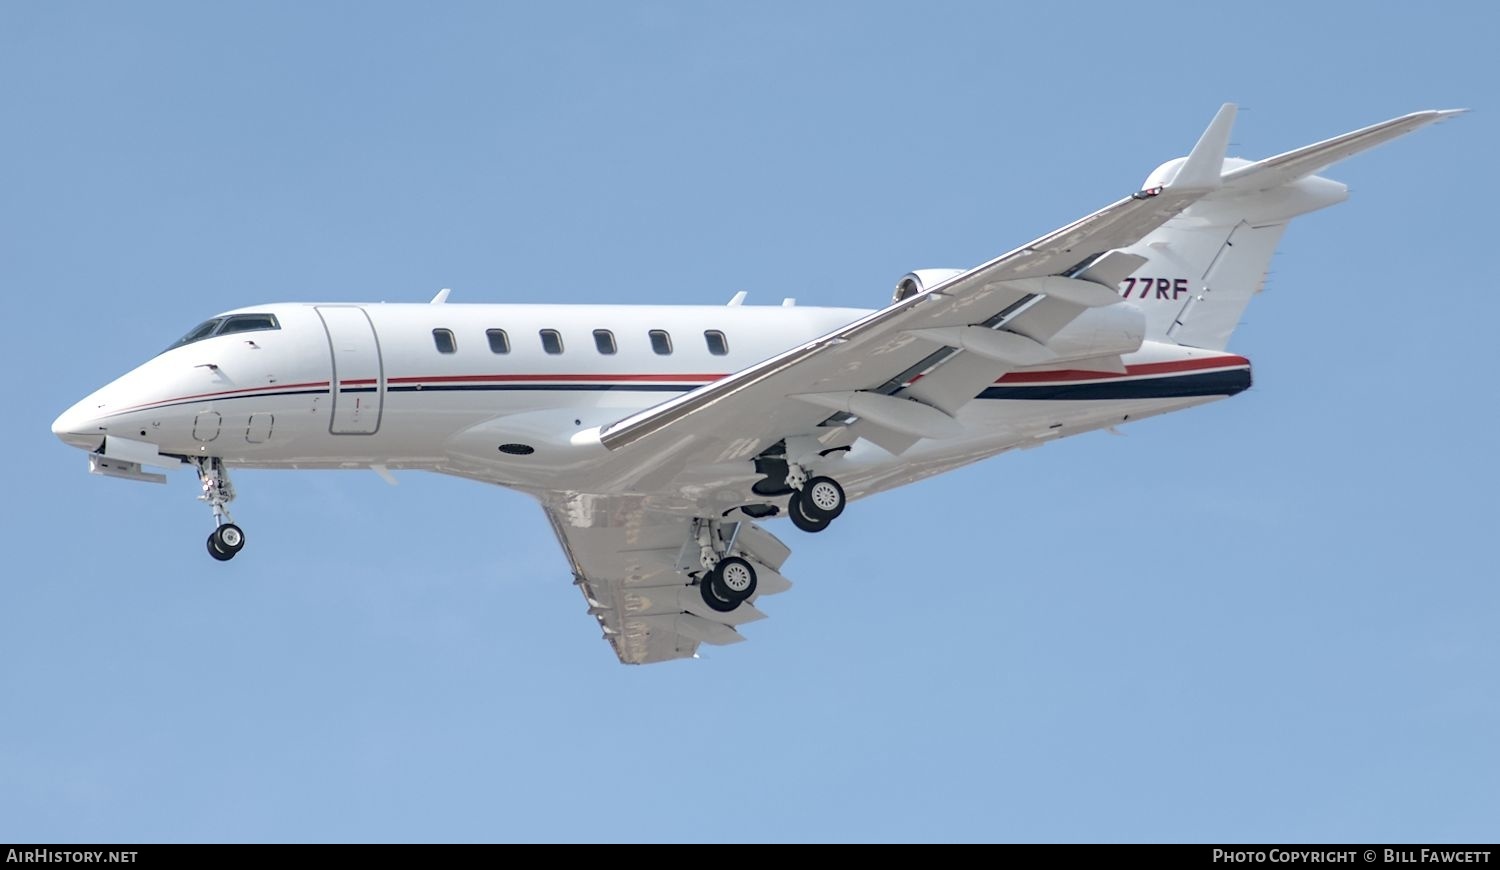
top-left (315, 306), bottom-right (384, 435)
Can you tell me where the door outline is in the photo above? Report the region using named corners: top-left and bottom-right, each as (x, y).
top-left (316, 306), bottom-right (385, 435)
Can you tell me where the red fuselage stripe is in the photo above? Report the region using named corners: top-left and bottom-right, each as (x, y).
top-left (996, 355), bottom-right (1250, 384)
top-left (383, 373), bottom-right (726, 384)
top-left (123, 357), bottom-right (1252, 411)
top-left (118, 380), bottom-right (331, 412)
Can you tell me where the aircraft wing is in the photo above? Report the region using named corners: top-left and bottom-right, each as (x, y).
top-left (592, 106), bottom-right (1238, 484)
top-left (543, 498), bottom-right (793, 664)
top-left (551, 155), bottom-right (1224, 663)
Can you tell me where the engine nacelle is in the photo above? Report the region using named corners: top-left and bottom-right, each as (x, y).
top-left (892, 269), bottom-right (964, 303)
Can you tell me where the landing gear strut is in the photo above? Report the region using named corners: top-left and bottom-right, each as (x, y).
top-left (753, 440), bottom-right (851, 535)
top-left (194, 456), bottom-right (245, 561)
top-left (693, 519), bottom-right (758, 613)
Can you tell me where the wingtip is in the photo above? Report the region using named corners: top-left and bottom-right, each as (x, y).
top-left (1404, 108), bottom-right (1468, 124)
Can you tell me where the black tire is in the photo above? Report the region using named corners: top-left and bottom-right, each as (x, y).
top-left (213, 523), bottom-right (246, 554)
top-left (207, 533), bottom-right (234, 561)
top-left (699, 569), bottom-right (740, 612)
top-left (713, 556), bottom-right (758, 601)
top-left (801, 476), bottom-right (846, 520)
top-left (788, 493), bottom-right (831, 533)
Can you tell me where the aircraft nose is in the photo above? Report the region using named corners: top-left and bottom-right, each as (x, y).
top-left (51, 400), bottom-right (106, 451)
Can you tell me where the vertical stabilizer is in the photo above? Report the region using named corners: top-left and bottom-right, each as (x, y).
top-left (1167, 103), bottom-right (1236, 191)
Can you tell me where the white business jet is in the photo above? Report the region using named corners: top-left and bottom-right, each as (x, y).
top-left (52, 105), bottom-right (1458, 663)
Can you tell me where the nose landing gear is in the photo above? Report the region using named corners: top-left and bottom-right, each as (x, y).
top-left (194, 457), bottom-right (246, 561)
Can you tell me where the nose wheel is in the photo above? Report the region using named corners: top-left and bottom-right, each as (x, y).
top-left (193, 456), bottom-right (246, 562)
top-left (207, 523), bottom-right (246, 561)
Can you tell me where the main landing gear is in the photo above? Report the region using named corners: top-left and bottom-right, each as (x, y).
top-left (193, 456), bottom-right (246, 561)
top-left (785, 464), bottom-right (846, 535)
top-left (693, 519), bottom-right (759, 614)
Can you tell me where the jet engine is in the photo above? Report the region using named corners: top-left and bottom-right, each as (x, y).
top-left (892, 269), bottom-right (964, 303)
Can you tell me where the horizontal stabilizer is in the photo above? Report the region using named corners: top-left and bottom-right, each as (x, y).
top-left (1222, 108), bottom-right (1466, 192)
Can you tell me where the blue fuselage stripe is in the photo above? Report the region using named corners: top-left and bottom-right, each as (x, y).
top-left (978, 368), bottom-right (1251, 401)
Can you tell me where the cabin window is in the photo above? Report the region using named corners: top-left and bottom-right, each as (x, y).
top-left (649, 329), bottom-right (672, 355)
top-left (540, 329), bottom-right (564, 355)
top-left (593, 329), bottom-right (617, 355)
top-left (704, 330), bottom-right (729, 356)
top-left (487, 328), bottom-right (511, 354)
top-left (433, 328), bottom-right (457, 354)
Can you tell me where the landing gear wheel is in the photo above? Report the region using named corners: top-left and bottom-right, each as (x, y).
top-left (700, 569), bottom-right (741, 613)
top-left (216, 524), bottom-right (245, 552)
top-left (801, 476), bottom-right (846, 521)
top-left (207, 534), bottom-right (233, 561)
top-left (208, 524), bottom-right (245, 561)
top-left (714, 556), bottom-right (758, 601)
top-left (788, 492), bottom-right (832, 534)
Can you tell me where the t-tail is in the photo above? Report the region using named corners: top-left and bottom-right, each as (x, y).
top-left (1121, 104), bottom-right (1465, 350)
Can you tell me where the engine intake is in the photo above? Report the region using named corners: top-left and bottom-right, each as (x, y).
top-left (892, 269), bottom-right (964, 303)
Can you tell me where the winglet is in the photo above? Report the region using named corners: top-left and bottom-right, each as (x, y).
top-left (430, 288), bottom-right (452, 304)
top-left (1169, 103), bottom-right (1237, 190)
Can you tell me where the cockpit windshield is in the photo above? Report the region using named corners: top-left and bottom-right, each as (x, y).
top-left (164, 313), bottom-right (280, 353)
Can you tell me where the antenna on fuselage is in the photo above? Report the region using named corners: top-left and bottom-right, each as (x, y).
top-left (430, 288), bottom-right (452, 304)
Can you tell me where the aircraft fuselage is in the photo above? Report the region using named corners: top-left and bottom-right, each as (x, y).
top-left (53, 300), bottom-right (1248, 502)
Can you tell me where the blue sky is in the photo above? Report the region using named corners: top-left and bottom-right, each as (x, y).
top-left (2, 1), bottom-right (1495, 843)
